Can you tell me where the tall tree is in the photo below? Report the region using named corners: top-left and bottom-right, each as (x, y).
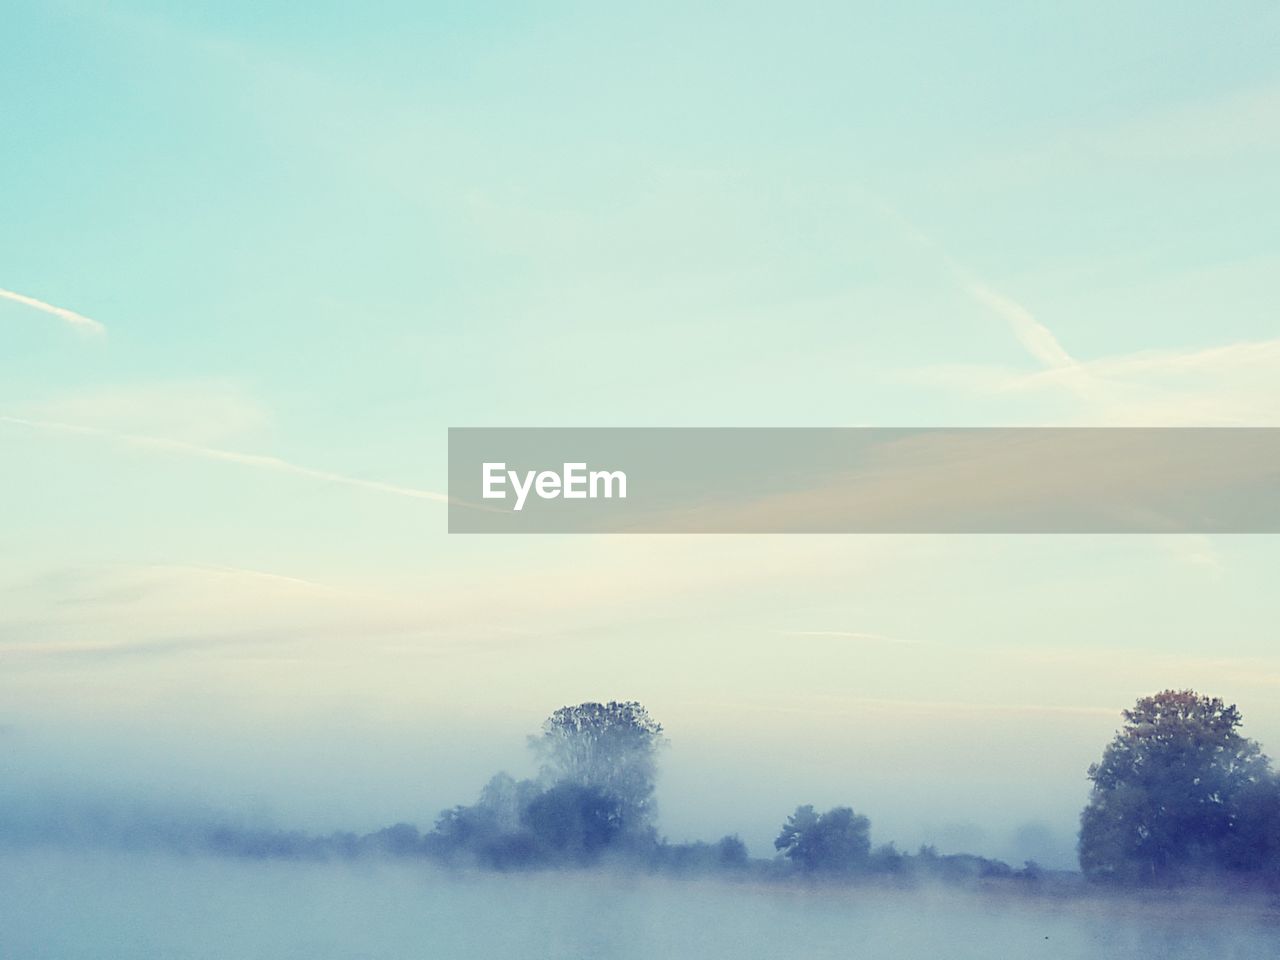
top-left (1079, 690), bottom-right (1273, 882)
top-left (530, 701), bottom-right (666, 826)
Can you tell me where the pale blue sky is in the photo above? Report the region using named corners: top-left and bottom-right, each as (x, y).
top-left (2, 2), bottom-right (1279, 867)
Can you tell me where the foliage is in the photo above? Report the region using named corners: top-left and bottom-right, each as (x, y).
top-left (118, 691), bottom-right (1280, 892)
top-left (654, 835), bottom-right (750, 874)
top-left (1079, 689), bottom-right (1276, 882)
top-left (520, 783), bottom-right (624, 863)
top-left (774, 805), bottom-right (871, 873)
top-left (530, 701), bottom-right (667, 827)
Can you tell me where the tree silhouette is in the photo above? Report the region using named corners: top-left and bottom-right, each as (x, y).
top-left (774, 805), bottom-right (871, 874)
top-left (1079, 689), bottom-right (1274, 882)
top-left (530, 701), bottom-right (667, 827)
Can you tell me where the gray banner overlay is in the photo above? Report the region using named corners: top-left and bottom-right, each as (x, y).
top-left (448, 428), bottom-right (1280, 534)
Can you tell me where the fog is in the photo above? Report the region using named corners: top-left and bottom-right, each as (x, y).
top-left (0, 726), bottom-right (1085, 872)
top-left (0, 687), bottom-right (1097, 870)
top-left (7, 536), bottom-right (1280, 880)
top-left (3, 850), bottom-right (1276, 960)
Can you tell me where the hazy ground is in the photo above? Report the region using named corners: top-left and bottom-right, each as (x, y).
top-left (1, 851), bottom-right (1276, 959)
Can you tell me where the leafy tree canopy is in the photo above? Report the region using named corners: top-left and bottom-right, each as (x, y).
top-left (774, 805), bottom-right (871, 873)
top-left (1080, 689), bottom-right (1275, 882)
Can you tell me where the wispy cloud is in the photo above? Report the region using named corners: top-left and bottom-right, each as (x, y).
top-left (782, 630), bottom-right (917, 645)
top-left (962, 282), bottom-right (1075, 371)
top-left (910, 334), bottom-right (1280, 426)
top-left (12, 380), bottom-right (266, 446)
top-left (872, 197), bottom-right (1280, 428)
top-left (1009, 647), bottom-right (1280, 695)
top-left (869, 198), bottom-right (1092, 391)
top-left (0, 562), bottom-right (432, 659)
top-left (953, 276), bottom-right (1105, 406)
top-left (0, 287), bottom-right (106, 336)
top-left (0, 415), bottom-right (448, 503)
top-left (1004, 337), bottom-right (1280, 392)
top-left (698, 694), bottom-right (1116, 720)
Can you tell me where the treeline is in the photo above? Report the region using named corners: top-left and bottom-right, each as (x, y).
top-left (128, 701), bottom-right (1044, 886)
top-left (10, 691), bottom-right (1279, 890)
top-left (392, 691), bottom-right (1280, 888)
top-left (357, 701), bottom-right (1040, 883)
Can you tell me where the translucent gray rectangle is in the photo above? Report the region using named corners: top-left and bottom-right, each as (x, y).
top-left (447, 428), bottom-right (1280, 533)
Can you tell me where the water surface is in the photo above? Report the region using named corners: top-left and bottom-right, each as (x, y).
top-left (2, 852), bottom-right (1276, 959)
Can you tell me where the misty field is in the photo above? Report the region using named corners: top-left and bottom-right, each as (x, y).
top-left (1, 851), bottom-right (1276, 960)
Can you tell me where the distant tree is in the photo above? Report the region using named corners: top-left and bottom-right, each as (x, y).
top-left (774, 805), bottom-right (871, 874)
top-left (868, 841), bottom-right (906, 874)
top-left (429, 802), bottom-right (501, 857)
top-left (359, 822), bottom-right (423, 858)
top-left (424, 773), bottom-right (548, 866)
top-left (654, 835), bottom-right (750, 875)
top-left (530, 701), bottom-right (667, 826)
top-left (521, 783), bottom-right (624, 863)
top-left (1079, 690), bottom-right (1273, 882)
top-left (477, 772), bottom-right (541, 834)
top-left (715, 834), bottom-right (749, 868)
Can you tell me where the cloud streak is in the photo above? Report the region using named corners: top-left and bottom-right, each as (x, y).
top-left (868, 198), bottom-right (1091, 393)
top-left (0, 287), bottom-right (106, 336)
top-left (782, 630), bottom-right (917, 645)
top-left (871, 197), bottom-right (1280, 429)
top-left (962, 282), bottom-right (1075, 371)
top-left (0, 415), bottom-right (449, 503)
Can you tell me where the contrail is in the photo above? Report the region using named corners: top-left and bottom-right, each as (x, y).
top-left (865, 197), bottom-right (1091, 393)
top-left (962, 281), bottom-right (1075, 370)
top-left (0, 287), bottom-right (106, 336)
top-left (0, 415), bottom-right (450, 503)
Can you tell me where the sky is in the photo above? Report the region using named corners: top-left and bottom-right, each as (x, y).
top-left (2, 1), bottom-right (1279, 869)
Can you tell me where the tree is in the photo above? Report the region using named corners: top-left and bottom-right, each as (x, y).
top-left (715, 834), bottom-right (749, 867)
top-left (477, 772), bottom-right (541, 834)
top-left (530, 701), bottom-right (667, 826)
top-left (774, 805), bottom-right (871, 874)
top-left (429, 802), bottom-right (501, 857)
top-left (1221, 776), bottom-right (1280, 875)
top-left (1079, 690), bottom-right (1273, 882)
top-left (521, 783), bottom-right (623, 863)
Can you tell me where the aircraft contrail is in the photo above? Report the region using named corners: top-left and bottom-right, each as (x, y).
top-left (865, 196), bottom-right (1091, 394)
top-left (0, 287), bottom-right (106, 336)
top-left (0, 415), bottom-right (451, 503)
